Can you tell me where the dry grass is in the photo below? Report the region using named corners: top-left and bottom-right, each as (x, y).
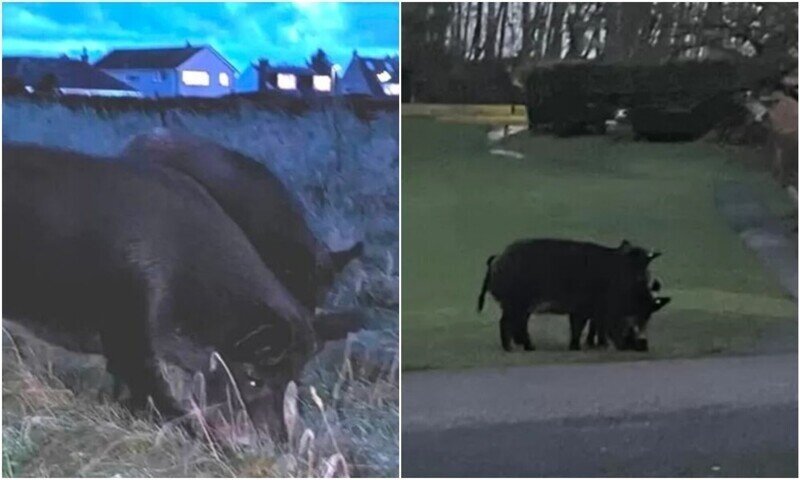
top-left (2, 327), bottom-right (398, 477)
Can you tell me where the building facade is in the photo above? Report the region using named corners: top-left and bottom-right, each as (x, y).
top-left (339, 52), bottom-right (399, 98)
top-left (95, 45), bottom-right (236, 98)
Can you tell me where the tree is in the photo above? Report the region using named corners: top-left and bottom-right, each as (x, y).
top-left (497, 3), bottom-right (509, 59)
top-left (308, 49), bottom-right (333, 75)
top-left (470, 2), bottom-right (484, 60)
top-left (35, 73), bottom-right (59, 96)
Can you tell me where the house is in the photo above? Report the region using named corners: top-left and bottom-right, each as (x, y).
top-left (2, 55), bottom-right (142, 97)
top-left (95, 45), bottom-right (236, 98)
top-left (236, 63), bottom-right (260, 93)
top-left (250, 60), bottom-right (337, 97)
top-left (339, 51), bottom-right (399, 98)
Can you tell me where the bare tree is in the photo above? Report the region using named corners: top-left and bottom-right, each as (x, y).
top-left (471, 2), bottom-right (484, 60)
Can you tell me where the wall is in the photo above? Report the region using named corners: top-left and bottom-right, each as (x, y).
top-left (236, 65), bottom-right (259, 93)
top-left (339, 59), bottom-right (372, 96)
top-left (103, 68), bottom-right (178, 98)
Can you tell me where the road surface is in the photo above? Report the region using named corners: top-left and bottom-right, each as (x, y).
top-left (402, 353), bottom-right (797, 477)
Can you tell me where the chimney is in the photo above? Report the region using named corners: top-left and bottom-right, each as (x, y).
top-left (81, 47), bottom-right (89, 63)
top-left (185, 40), bottom-right (192, 48)
top-left (258, 59), bottom-right (270, 92)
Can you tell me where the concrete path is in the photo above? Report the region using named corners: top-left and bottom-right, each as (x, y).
top-left (402, 353), bottom-right (797, 477)
top-left (714, 181), bottom-right (797, 298)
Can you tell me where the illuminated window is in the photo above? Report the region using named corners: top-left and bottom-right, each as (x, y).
top-left (182, 70), bottom-right (210, 86)
top-left (382, 83), bottom-right (400, 96)
top-left (219, 72), bottom-right (230, 87)
top-left (376, 70), bottom-right (392, 83)
top-left (313, 75), bottom-right (331, 92)
top-left (277, 73), bottom-right (297, 90)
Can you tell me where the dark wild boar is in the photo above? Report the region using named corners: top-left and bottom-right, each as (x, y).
top-left (586, 277), bottom-right (663, 348)
top-left (120, 129), bottom-right (363, 310)
top-left (3, 143), bottom-right (361, 438)
top-left (477, 238), bottom-right (670, 352)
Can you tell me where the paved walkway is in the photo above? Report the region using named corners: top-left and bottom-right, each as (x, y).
top-left (714, 180), bottom-right (797, 298)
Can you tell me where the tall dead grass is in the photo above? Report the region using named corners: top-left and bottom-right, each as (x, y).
top-left (2, 328), bottom-right (398, 477)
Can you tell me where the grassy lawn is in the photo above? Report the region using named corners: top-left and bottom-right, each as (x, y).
top-left (402, 118), bottom-right (796, 371)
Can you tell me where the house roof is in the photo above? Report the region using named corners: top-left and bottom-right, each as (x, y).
top-left (95, 46), bottom-right (202, 69)
top-left (353, 54), bottom-right (399, 97)
top-left (95, 45), bottom-right (237, 72)
top-left (3, 56), bottom-right (137, 91)
top-left (264, 65), bottom-right (317, 76)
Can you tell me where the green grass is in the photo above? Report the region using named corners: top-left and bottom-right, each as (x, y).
top-left (402, 118), bottom-right (796, 371)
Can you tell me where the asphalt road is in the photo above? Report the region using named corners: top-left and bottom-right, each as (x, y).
top-left (402, 354), bottom-right (797, 477)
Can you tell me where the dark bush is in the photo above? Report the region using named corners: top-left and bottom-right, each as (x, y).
top-left (404, 58), bottom-right (523, 104)
top-left (524, 59), bottom-right (782, 137)
top-left (3, 77), bottom-right (27, 96)
top-left (34, 73), bottom-right (59, 96)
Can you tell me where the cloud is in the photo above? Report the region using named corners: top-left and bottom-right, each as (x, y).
top-left (1, 2), bottom-right (398, 70)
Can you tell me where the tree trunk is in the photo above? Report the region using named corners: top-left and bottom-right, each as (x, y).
top-left (498, 2), bottom-right (509, 59)
top-left (484, 3), bottom-right (499, 60)
top-left (471, 2), bottom-right (484, 60)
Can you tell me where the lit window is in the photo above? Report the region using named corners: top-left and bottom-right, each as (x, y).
top-left (182, 70), bottom-right (210, 86)
top-left (313, 75), bottom-right (331, 92)
top-left (382, 83), bottom-right (399, 96)
top-left (277, 73), bottom-right (297, 90)
top-left (376, 70), bottom-right (392, 83)
top-left (219, 72), bottom-right (230, 87)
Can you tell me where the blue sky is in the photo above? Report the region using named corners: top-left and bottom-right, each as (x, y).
top-left (2, 2), bottom-right (399, 72)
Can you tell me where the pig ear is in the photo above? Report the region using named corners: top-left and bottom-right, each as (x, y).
top-left (651, 279), bottom-right (662, 292)
top-left (330, 241), bottom-right (364, 272)
top-left (647, 250), bottom-right (662, 262)
top-left (651, 296), bottom-right (671, 312)
top-left (618, 239), bottom-right (632, 252)
top-left (312, 309), bottom-right (366, 342)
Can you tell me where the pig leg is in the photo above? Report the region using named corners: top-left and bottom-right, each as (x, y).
top-left (499, 311), bottom-right (513, 352)
top-left (586, 319), bottom-right (597, 347)
top-left (511, 309), bottom-right (535, 351)
top-left (596, 321), bottom-right (609, 348)
top-left (103, 330), bottom-right (183, 419)
top-left (101, 287), bottom-right (183, 419)
top-left (569, 314), bottom-right (588, 350)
